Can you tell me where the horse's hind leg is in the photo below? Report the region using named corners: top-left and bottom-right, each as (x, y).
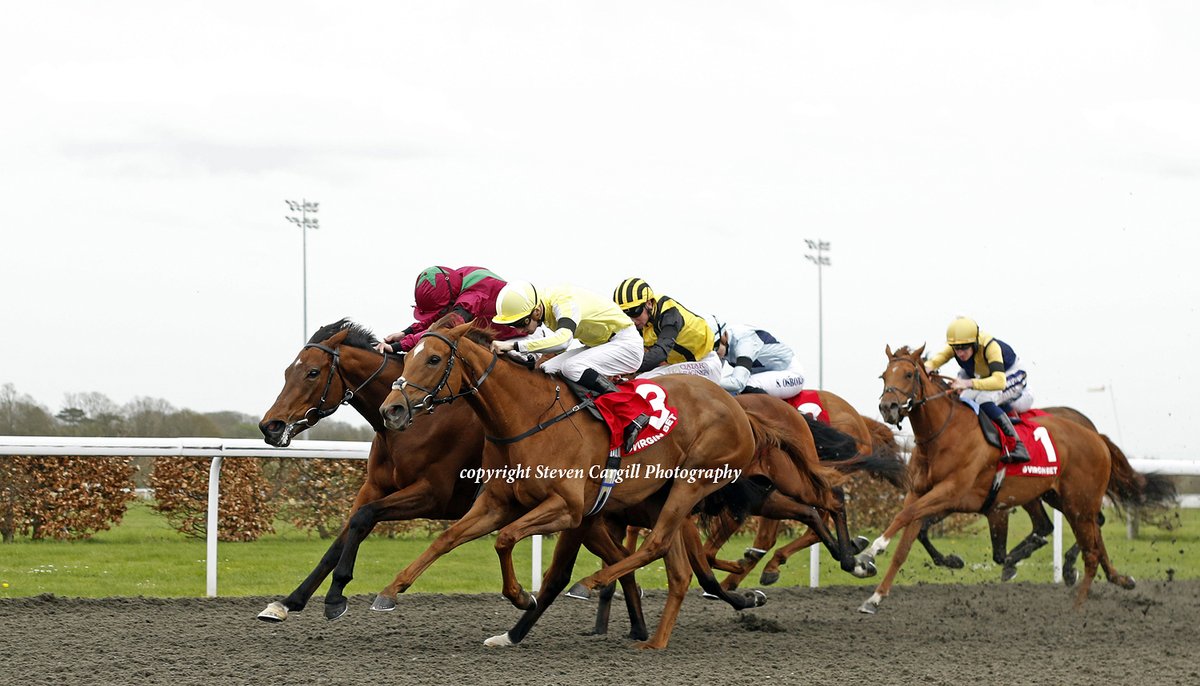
top-left (1001, 501), bottom-right (1054, 581)
top-left (760, 528), bottom-right (820, 586)
top-left (718, 517), bottom-right (782, 590)
top-left (635, 529), bottom-right (692, 650)
top-left (488, 525), bottom-right (589, 647)
top-left (682, 517), bottom-right (766, 611)
top-left (574, 520), bottom-right (648, 641)
top-left (917, 514), bottom-right (965, 569)
top-left (1064, 510), bottom-right (1105, 608)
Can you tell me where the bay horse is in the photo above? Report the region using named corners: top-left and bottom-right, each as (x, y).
top-left (255, 319), bottom-right (483, 622)
top-left (377, 325), bottom-right (864, 648)
top-left (858, 344), bottom-right (1155, 613)
top-left (256, 319), bottom-right (650, 633)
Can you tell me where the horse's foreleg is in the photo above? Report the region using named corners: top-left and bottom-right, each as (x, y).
top-left (259, 480), bottom-right (386, 622)
top-left (487, 524), bottom-right (590, 647)
top-left (494, 495), bottom-right (578, 611)
top-left (372, 495), bottom-right (512, 612)
top-left (703, 511), bottom-right (752, 577)
top-left (988, 509), bottom-right (1011, 566)
top-left (635, 529), bottom-right (691, 650)
top-left (582, 520), bottom-right (649, 640)
top-left (716, 517), bottom-right (780, 590)
top-left (856, 484), bottom-right (962, 577)
top-left (322, 483), bottom-right (440, 620)
top-left (859, 518), bottom-right (923, 614)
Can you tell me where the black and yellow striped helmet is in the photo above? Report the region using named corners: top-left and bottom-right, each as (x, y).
top-left (613, 277), bottom-right (654, 311)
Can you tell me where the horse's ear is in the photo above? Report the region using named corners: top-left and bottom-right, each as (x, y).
top-left (885, 344), bottom-right (894, 358)
top-left (914, 343), bottom-right (926, 359)
top-left (326, 328), bottom-right (352, 345)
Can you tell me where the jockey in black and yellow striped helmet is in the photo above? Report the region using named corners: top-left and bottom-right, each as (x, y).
top-left (612, 277), bottom-right (722, 383)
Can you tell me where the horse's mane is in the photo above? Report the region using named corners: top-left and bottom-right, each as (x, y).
top-left (309, 318), bottom-right (380, 350)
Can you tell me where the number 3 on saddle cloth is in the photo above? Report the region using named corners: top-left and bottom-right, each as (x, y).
top-left (592, 380), bottom-right (679, 456)
top-left (963, 403), bottom-right (1060, 477)
top-left (785, 390), bottom-right (830, 424)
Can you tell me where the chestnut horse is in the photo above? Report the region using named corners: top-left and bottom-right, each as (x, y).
top-left (256, 319), bottom-right (650, 633)
top-left (704, 390), bottom-right (904, 589)
top-left (858, 345), bottom-right (1153, 613)
top-left (377, 326), bottom-right (861, 648)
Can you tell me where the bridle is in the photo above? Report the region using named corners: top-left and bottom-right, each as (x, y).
top-left (299, 342), bottom-right (394, 425)
top-left (881, 355), bottom-right (956, 445)
top-left (390, 331), bottom-right (497, 415)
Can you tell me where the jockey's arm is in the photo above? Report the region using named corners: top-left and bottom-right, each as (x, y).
top-left (516, 318), bottom-right (576, 355)
top-left (924, 345), bottom-right (954, 373)
top-left (637, 309), bottom-right (684, 373)
top-left (970, 340), bottom-right (1007, 391)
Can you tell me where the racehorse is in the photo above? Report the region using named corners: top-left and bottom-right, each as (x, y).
top-left (703, 389), bottom-right (903, 589)
top-left (858, 344), bottom-right (1162, 613)
top-left (377, 325), bottom-right (862, 648)
top-left (256, 319), bottom-right (651, 631)
top-left (255, 319), bottom-right (484, 621)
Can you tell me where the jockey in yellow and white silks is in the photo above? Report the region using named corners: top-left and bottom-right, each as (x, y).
top-left (490, 280), bottom-right (649, 451)
top-left (925, 316), bottom-right (1033, 464)
top-left (612, 277), bottom-right (722, 384)
top-left (710, 318), bottom-right (806, 398)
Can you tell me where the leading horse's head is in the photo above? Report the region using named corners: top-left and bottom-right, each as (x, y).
top-left (878, 344), bottom-right (928, 426)
top-left (260, 319), bottom-right (382, 446)
top-left (379, 324), bottom-right (495, 431)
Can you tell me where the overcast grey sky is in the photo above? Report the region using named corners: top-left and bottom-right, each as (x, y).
top-left (2, 2), bottom-right (1197, 459)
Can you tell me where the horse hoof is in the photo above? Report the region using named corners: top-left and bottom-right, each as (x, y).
top-left (1001, 565), bottom-right (1018, 582)
top-left (759, 570), bottom-right (780, 586)
top-left (483, 632), bottom-right (515, 647)
top-left (324, 599), bottom-right (348, 620)
top-left (1063, 569), bottom-right (1078, 586)
top-left (514, 589), bottom-right (537, 611)
top-left (852, 536), bottom-right (870, 554)
top-left (369, 595), bottom-right (396, 613)
top-left (566, 582), bottom-right (592, 600)
top-left (632, 641), bottom-right (664, 650)
top-left (749, 590), bottom-right (767, 608)
top-left (853, 560), bottom-right (877, 579)
top-left (257, 601), bottom-right (288, 623)
top-left (942, 555), bottom-right (965, 570)
top-left (858, 600), bottom-right (879, 615)
top-left (1121, 576), bottom-right (1136, 590)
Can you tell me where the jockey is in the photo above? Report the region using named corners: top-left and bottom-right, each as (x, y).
top-left (925, 316), bottom-right (1033, 464)
top-left (490, 281), bottom-right (650, 453)
top-left (710, 318), bottom-right (807, 399)
top-left (612, 277), bottom-right (722, 384)
top-left (376, 266), bottom-right (524, 353)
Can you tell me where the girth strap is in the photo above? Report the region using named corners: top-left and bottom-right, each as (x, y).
top-left (979, 467), bottom-right (1007, 514)
top-left (584, 449), bottom-right (624, 517)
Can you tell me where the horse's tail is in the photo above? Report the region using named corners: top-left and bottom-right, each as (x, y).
top-left (742, 409), bottom-right (848, 509)
top-left (805, 415), bottom-right (907, 488)
top-left (1102, 433), bottom-right (1177, 513)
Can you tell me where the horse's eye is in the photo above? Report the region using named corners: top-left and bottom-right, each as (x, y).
top-left (905, 372), bottom-right (913, 379)
top-left (428, 355), bottom-right (442, 366)
top-left (306, 369), bottom-right (320, 379)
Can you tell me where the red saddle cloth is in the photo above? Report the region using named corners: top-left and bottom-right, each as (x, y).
top-left (592, 380), bottom-right (679, 455)
top-left (784, 390), bottom-right (829, 424)
top-left (999, 409), bottom-right (1059, 477)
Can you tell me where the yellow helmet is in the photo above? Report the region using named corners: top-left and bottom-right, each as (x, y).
top-left (946, 317), bottom-right (980, 346)
top-left (613, 277), bottom-right (654, 311)
top-left (492, 281), bottom-right (539, 324)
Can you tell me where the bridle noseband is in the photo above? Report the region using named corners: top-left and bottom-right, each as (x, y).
top-left (881, 355), bottom-right (956, 445)
top-left (300, 342), bottom-right (393, 424)
top-left (391, 331), bottom-right (497, 415)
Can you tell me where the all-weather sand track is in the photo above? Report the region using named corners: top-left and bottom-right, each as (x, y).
top-left (2, 582), bottom-right (1197, 685)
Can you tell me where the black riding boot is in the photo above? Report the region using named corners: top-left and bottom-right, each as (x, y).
top-left (578, 369), bottom-right (650, 454)
top-left (994, 413), bottom-right (1031, 464)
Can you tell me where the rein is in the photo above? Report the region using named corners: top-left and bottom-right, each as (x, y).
top-left (486, 386), bottom-right (594, 445)
top-left (301, 342), bottom-right (394, 424)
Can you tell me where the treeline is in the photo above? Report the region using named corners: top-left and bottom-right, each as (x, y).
top-left (0, 383), bottom-right (424, 543)
top-left (0, 383), bottom-right (372, 441)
